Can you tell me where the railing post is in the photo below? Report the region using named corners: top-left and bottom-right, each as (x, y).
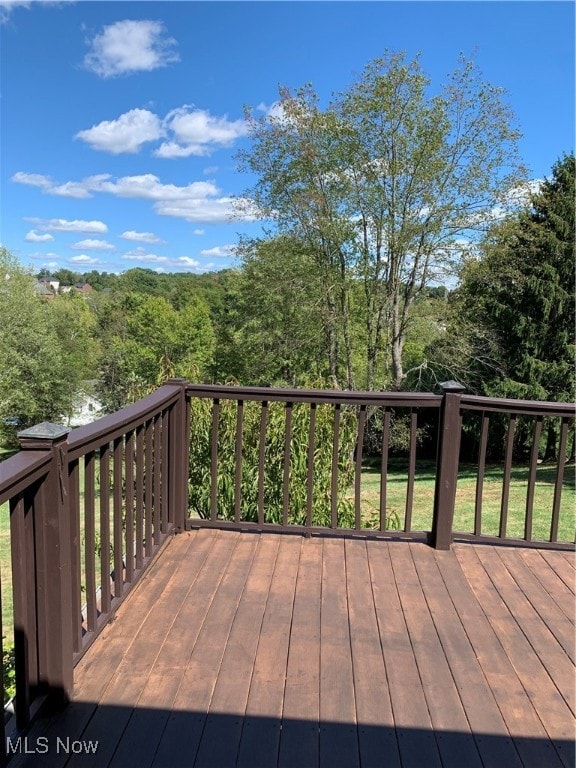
top-left (165, 379), bottom-right (190, 532)
top-left (17, 422), bottom-right (73, 708)
top-left (430, 381), bottom-right (465, 550)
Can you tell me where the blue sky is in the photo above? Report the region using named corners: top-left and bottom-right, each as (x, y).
top-left (1, 1), bottom-right (574, 276)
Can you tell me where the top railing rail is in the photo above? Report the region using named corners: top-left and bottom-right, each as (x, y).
top-left (460, 393), bottom-right (575, 417)
top-left (0, 450), bottom-right (51, 507)
top-left (186, 383), bottom-right (443, 408)
top-left (67, 384), bottom-right (181, 461)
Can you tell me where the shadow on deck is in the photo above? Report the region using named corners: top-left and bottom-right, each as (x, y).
top-left (6, 529), bottom-right (575, 768)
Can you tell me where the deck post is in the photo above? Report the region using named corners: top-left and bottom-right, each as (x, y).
top-left (165, 379), bottom-right (190, 532)
top-left (430, 381), bottom-right (465, 550)
top-left (17, 423), bottom-right (73, 708)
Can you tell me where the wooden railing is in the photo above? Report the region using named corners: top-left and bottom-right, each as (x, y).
top-left (0, 382), bottom-right (188, 758)
top-left (0, 379), bottom-right (573, 761)
top-left (185, 382), bottom-right (574, 549)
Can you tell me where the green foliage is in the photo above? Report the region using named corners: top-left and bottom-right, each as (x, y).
top-left (239, 52), bottom-right (524, 389)
top-left (424, 154), bottom-right (575, 401)
top-left (96, 291), bottom-right (216, 412)
top-left (411, 155), bottom-right (575, 459)
top-left (215, 236), bottom-right (330, 385)
top-left (3, 639), bottom-right (15, 703)
top-left (0, 249), bottom-right (98, 445)
top-left (188, 392), bottom-right (358, 527)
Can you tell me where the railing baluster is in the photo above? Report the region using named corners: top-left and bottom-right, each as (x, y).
top-left (550, 417), bottom-right (569, 542)
top-left (331, 404), bottom-right (341, 529)
top-left (145, 419), bottom-right (153, 557)
top-left (306, 403), bottom-right (316, 527)
top-left (354, 405), bottom-right (367, 530)
top-left (125, 431), bottom-right (134, 583)
top-left (379, 409), bottom-right (391, 532)
top-left (524, 416), bottom-right (543, 541)
top-left (135, 424), bottom-right (145, 569)
top-left (153, 414), bottom-right (162, 542)
top-left (474, 413), bottom-right (489, 536)
top-left (99, 442), bottom-right (111, 614)
top-left (258, 401), bottom-right (268, 525)
top-left (405, 410), bottom-right (418, 532)
top-left (234, 400), bottom-right (244, 523)
top-left (282, 403), bottom-right (293, 526)
top-left (68, 458), bottom-right (82, 652)
top-left (10, 493), bottom-right (32, 728)
top-left (210, 399), bottom-right (219, 521)
top-left (113, 436), bottom-right (124, 598)
top-left (84, 452), bottom-right (97, 632)
top-left (499, 414), bottom-right (516, 539)
top-left (161, 409), bottom-right (169, 531)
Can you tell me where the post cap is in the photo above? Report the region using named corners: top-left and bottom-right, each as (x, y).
top-left (438, 380), bottom-right (466, 394)
top-left (17, 422), bottom-right (69, 441)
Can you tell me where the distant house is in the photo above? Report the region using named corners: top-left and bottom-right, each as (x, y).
top-left (68, 386), bottom-right (103, 427)
top-left (33, 280), bottom-right (55, 298)
top-left (73, 282), bottom-right (93, 293)
top-left (39, 274), bottom-right (60, 293)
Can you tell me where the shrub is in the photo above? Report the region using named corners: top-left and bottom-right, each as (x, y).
top-left (188, 395), bottom-right (357, 527)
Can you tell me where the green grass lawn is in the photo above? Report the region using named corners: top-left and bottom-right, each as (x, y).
top-left (356, 459), bottom-right (575, 541)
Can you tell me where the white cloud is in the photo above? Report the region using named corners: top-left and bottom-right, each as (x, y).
top-left (24, 217), bottom-right (108, 233)
top-left (75, 109), bottom-right (163, 154)
top-left (203, 166), bottom-right (219, 175)
top-left (122, 246), bottom-right (168, 264)
top-left (155, 107), bottom-right (248, 158)
top-left (120, 230), bottom-right (163, 244)
top-left (11, 172), bottom-right (51, 190)
top-left (96, 174), bottom-right (218, 201)
top-left (69, 254), bottom-right (100, 265)
top-left (176, 257), bottom-right (201, 268)
top-left (74, 105), bottom-right (247, 157)
top-left (12, 172), bottom-right (109, 198)
top-left (256, 100), bottom-right (293, 126)
top-left (192, 229), bottom-right (205, 236)
top-left (503, 179), bottom-right (542, 208)
top-left (83, 20), bottom-right (179, 79)
top-left (25, 230), bottom-right (54, 243)
top-left (200, 244), bottom-right (236, 258)
top-left (27, 251), bottom-right (61, 261)
top-left (0, 0), bottom-right (63, 24)
top-left (14, 171), bottom-right (259, 225)
top-left (118, 248), bottom-right (216, 273)
top-left (71, 239), bottom-right (115, 251)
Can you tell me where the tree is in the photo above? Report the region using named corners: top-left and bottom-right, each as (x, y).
top-left (456, 154), bottom-right (575, 403)
top-left (239, 52), bottom-right (524, 389)
top-left (217, 236), bottom-right (331, 385)
top-left (96, 292), bottom-right (215, 411)
top-left (0, 249), bottom-right (88, 444)
top-left (53, 268), bottom-right (81, 286)
top-left (411, 155), bottom-right (575, 459)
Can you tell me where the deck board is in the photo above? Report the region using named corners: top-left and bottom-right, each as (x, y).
top-left (8, 529), bottom-right (575, 768)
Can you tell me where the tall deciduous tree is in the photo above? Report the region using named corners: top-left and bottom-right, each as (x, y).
top-left (239, 52), bottom-right (524, 389)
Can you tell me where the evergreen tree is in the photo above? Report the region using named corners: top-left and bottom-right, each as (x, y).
top-left (458, 154), bottom-right (575, 403)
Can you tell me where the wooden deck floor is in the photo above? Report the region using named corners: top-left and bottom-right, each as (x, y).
top-left (9, 529), bottom-right (575, 768)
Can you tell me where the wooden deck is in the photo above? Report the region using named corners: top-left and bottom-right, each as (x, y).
top-left (8, 529), bottom-right (575, 768)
